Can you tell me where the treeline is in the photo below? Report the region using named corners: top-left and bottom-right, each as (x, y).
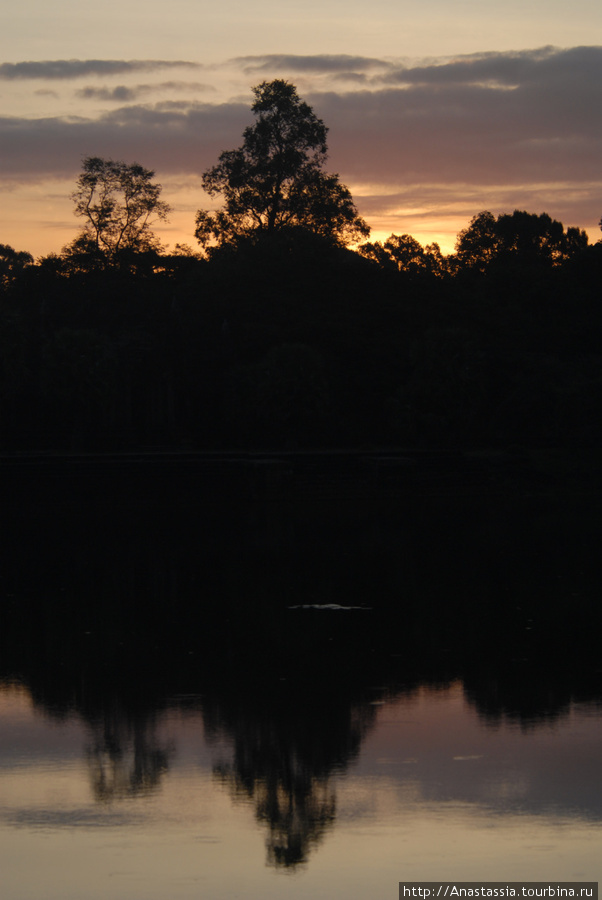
top-left (2, 78), bottom-right (602, 452)
top-left (1, 216), bottom-right (602, 452)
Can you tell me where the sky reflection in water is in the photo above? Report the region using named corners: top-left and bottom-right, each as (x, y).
top-left (1, 679), bottom-right (601, 900)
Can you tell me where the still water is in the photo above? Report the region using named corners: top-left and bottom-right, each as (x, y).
top-left (1, 678), bottom-right (601, 900)
top-left (1, 459), bottom-right (602, 898)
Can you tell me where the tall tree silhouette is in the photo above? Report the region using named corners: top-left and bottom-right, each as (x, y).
top-left (194, 80), bottom-right (369, 254)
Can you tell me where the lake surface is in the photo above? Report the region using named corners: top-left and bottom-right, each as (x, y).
top-left (1, 455), bottom-right (601, 899)
top-left (1, 679), bottom-right (601, 900)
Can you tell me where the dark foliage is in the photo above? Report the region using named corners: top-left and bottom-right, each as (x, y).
top-left (2, 205), bottom-right (602, 452)
top-left (66, 156), bottom-right (171, 266)
top-left (194, 80), bottom-right (369, 254)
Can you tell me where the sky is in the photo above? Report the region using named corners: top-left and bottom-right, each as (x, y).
top-left (1, 0), bottom-right (602, 256)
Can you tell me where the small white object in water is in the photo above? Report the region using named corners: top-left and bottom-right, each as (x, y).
top-left (288, 603), bottom-right (372, 610)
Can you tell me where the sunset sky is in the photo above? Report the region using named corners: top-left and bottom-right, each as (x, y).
top-left (1, 0), bottom-right (601, 256)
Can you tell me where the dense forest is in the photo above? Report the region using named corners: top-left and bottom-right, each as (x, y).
top-left (1, 80), bottom-right (602, 453)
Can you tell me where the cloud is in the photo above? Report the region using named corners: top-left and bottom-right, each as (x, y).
top-left (232, 54), bottom-right (391, 74)
top-left (309, 46), bottom-right (602, 187)
top-left (1, 46), bottom-right (601, 248)
top-left (357, 181), bottom-right (602, 234)
top-left (76, 85), bottom-right (142, 103)
top-left (75, 82), bottom-right (214, 102)
top-left (0, 60), bottom-right (201, 80)
top-left (3, 44), bottom-right (602, 187)
top-left (0, 101), bottom-right (250, 179)
top-left (2, 43), bottom-right (601, 192)
top-left (376, 45), bottom-right (602, 87)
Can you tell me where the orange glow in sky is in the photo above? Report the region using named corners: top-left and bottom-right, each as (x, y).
top-left (1, 3), bottom-right (602, 256)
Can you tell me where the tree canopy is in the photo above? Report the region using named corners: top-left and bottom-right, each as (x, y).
top-left (0, 243), bottom-right (34, 288)
top-left (68, 156), bottom-right (170, 263)
top-left (3, 185), bottom-right (602, 453)
top-left (194, 80), bottom-right (369, 254)
top-left (359, 234), bottom-right (446, 278)
top-left (455, 210), bottom-right (589, 271)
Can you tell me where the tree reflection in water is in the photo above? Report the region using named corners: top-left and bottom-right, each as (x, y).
top-left (85, 704), bottom-right (173, 802)
top-left (205, 690), bottom-right (377, 867)
top-left (2, 470), bottom-right (602, 867)
top-left (215, 761), bottom-right (336, 867)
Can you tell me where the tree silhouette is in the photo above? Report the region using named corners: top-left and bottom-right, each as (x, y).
top-left (455, 209), bottom-right (588, 272)
top-left (496, 210), bottom-right (588, 263)
top-left (0, 243), bottom-right (33, 288)
top-left (455, 211), bottom-right (499, 273)
top-left (359, 233), bottom-right (446, 278)
top-left (194, 80), bottom-right (369, 254)
top-left (68, 156), bottom-right (170, 263)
